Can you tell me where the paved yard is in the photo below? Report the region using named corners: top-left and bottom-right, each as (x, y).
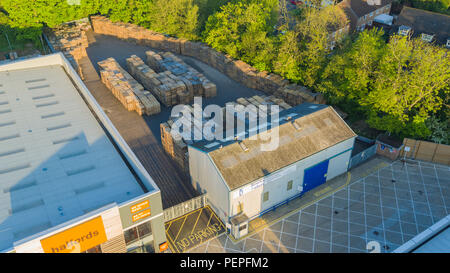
top-left (187, 159), bottom-right (450, 253)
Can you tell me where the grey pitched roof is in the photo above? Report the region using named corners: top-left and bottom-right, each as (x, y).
top-left (395, 6), bottom-right (450, 45)
top-left (346, 0), bottom-right (392, 18)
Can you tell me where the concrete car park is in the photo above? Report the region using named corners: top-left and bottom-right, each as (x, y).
top-left (186, 158), bottom-right (450, 253)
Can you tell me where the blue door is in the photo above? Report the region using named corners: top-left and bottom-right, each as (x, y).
top-left (303, 160), bottom-right (329, 193)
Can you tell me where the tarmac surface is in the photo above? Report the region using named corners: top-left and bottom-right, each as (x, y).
top-left (186, 158), bottom-right (450, 253)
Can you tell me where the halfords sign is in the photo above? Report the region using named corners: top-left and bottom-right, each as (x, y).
top-left (40, 217), bottom-right (108, 253)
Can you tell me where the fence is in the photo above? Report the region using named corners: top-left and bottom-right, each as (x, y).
top-left (400, 138), bottom-right (450, 166)
top-left (348, 136), bottom-right (377, 170)
top-left (163, 194), bottom-right (207, 222)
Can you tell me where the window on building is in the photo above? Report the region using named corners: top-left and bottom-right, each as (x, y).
top-left (239, 224), bottom-right (247, 231)
top-left (124, 221), bottom-right (153, 246)
top-left (421, 33), bottom-right (434, 43)
top-left (398, 26), bottom-right (411, 36)
top-left (287, 180), bottom-right (293, 191)
top-left (446, 39), bottom-right (450, 48)
top-left (124, 227), bottom-right (139, 245)
top-left (137, 221), bottom-right (152, 238)
top-left (263, 191), bottom-right (269, 202)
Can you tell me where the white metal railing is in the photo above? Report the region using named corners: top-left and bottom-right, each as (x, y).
top-left (163, 194), bottom-right (207, 222)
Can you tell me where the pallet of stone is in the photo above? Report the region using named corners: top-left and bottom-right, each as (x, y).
top-left (146, 50), bottom-right (216, 99)
top-left (129, 54), bottom-right (188, 106)
top-left (98, 57), bottom-right (159, 116)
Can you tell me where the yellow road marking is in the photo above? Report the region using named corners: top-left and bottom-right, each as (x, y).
top-left (173, 215), bottom-right (188, 242)
top-left (190, 208), bottom-right (203, 235)
top-left (206, 209), bottom-right (214, 228)
top-left (314, 186), bottom-right (332, 197)
top-left (227, 161), bottom-right (392, 243)
top-left (165, 220), bottom-right (173, 232)
top-left (165, 229), bottom-right (180, 253)
top-left (164, 205), bottom-right (227, 253)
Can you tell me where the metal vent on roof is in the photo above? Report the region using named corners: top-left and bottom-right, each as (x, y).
top-left (53, 136), bottom-right (79, 145)
top-left (0, 133), bottom-right (20, 142)
top-left (204, 142), bottom-right (220, 149)
top-left (28, 84), bottom-right (50, 90)
top-left (32, 93), bottom-right (55, 100)
top-left (25, 78), bottom-right (46, 83)
top-left (0, 91), bottom-right (4, 95)
top-left (3, 179), bottom-right (37, 193)
top-left (0, 148), bottom-right (25, 158)
top-left (41, 111), bottom-right (65, 119)
top-left (74, 181), bottom-right (105, 195)
top-left (0, 121), bottom-right (15, 127)
top-left (36, 101), bottom-right (59, 108)
top-left (0, 109), bottom-right (12, 114)
top-left (47, 123), bottom-right (71, 131)
top-left (58, 149), bottom-right (87, 160)
top-left (0, 163), bottom-right (31, 175)
top-left (66, 165), bottom-right (96, 176)
top-left (0, 101), bottom-right (8, 106)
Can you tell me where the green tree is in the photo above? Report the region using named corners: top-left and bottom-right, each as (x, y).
top-left (202, 0), bottom-right (277, 71)
top-left (295, 6), bottom-right (348, 87)
top-left (148, 0), bottom-right (200, 40)
top-left (318, 28), bottom-right (386, 108)
top-left (364, 35), bottom-right (450, 138)
top-left (273, 30), bottom-right (302, 82)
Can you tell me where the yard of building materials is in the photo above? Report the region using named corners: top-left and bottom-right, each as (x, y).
top-left (85, 33), bottom-right (265, 143)
top-left (186, 158), bottom-right (450, 253)
top-left (80, 32), bottom-right (267, 208)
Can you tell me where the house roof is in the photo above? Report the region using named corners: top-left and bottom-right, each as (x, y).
top-left (338, 0), bottom-right (359, 30)
top-left (198, 104), bottom-right (356, 190)
top-left (346, 0), bottom-right (392, 18)
top-left (394, 6), bottom-right (450, 45)
top-left (0, 57), bottom-right (146, 252)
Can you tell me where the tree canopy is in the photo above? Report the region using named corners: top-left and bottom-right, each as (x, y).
top-left (0, 0), bottom-right (448, 142)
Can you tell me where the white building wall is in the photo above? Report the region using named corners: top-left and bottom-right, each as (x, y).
top-left (188, 146), bottom-right (230, 223)
top-left (229, 137), bottom-right (355, 221)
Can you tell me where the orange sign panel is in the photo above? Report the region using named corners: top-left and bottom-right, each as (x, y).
top-left (40, 216), bottom-right (107, 253)
top-left (132, 209), bottom-right (151, 222)
top-left (159, 242), bottom-right (168, 252)
top-left (130, 200), bottom-right (150, 214)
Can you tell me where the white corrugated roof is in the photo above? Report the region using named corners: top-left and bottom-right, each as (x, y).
top-left (0, 64), bottom-right (144, 251)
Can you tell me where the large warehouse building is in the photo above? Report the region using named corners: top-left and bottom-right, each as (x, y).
top-left (0, 53), bottom-right (167, 253)
top-left (188, 104), bottom-right (357, 239)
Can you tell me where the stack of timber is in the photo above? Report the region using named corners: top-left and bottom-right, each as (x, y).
top-left (126, 55), bottom-right (189, 106)
top-left (98, 57), bottom-right (160, 116)
top-left (160, 95), bottom-right (291, 174)
top-left (274, 84), bottom-right (326, 105)
top-left (146, 50), bottom-right (217, 99)
top-left (46, 18), bottom-right (91, 74)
